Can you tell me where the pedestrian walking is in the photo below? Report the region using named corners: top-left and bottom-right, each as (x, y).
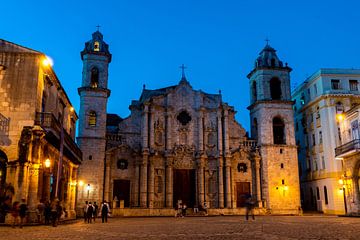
top-left (100, 200), bottom-right (110, 223)
top-left (11, 201), bottom-right (19, 228)
top-left (93, 202), bottom-right (98, 223)
top-left (83, 201), bottom-right (88, 223)
top-left (19, 199), bottom-right (28, 228)
top-left (181, 203), bottom-right (187, 217)
top-left (245, 194), bottom-right (255, 220)
top-left (44, 200), bottom-right (51, 225)
top-left (87, 202), bottom-right (94, 223)
top-left (50, 199), bottom-right (59, 227)
top-left (56, 201), bottom-right (63, 223)
top-left (36, 200), bottom-right (45, 224)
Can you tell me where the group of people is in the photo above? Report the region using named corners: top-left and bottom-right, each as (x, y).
top-left (83, 200), bottom-right (110, 223)
top-left (11, 198), bottom-right (65, 228)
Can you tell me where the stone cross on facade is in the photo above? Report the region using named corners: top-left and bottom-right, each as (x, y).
top-left (179, 64), bottom-right (187, 79)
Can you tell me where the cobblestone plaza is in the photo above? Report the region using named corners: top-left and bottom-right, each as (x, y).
top-left (0, 216), bottom-right (359, 240)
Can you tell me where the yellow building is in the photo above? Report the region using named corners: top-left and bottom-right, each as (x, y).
top-left (0, 39), bottom-right (82, 222)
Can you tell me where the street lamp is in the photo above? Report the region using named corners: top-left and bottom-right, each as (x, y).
top-left (44, 158), bottom-right (51, 168)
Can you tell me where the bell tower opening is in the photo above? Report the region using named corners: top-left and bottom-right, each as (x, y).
top-left (270, 77), bottom-right (282, 100)
top-left (273, 117), bottom-right (285, 144)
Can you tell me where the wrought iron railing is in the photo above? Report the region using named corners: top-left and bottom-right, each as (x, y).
top-left (35, 112), bottom-right (82, 161)
top-left (0, 113), bottom-right (9, 135)
top-left (335, 139), bottom-right (360, 157)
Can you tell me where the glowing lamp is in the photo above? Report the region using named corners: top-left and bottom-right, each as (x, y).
top-left (338, 179), bottom-right (344, 185)
top-left (86, 184), bottom-right (91, 191)
top-left (42, 56), bottom-right (53, 67)
top-left (69, 107), bottom-right (74, 112)
top-left (336, 113), bottom-right (344, 122)
top-left (284, 185), bottom-right (289, 191)
top-left (44, 158), bottom-right (51, 168)
top-left (79, 180), bottom-right (84, 187)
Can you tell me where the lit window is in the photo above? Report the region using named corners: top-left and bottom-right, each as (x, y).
top-left (94, 41), bottom-right (100, 52)
top-left (349, 80), bottom-right (358, 91)
top-left (88, 111), bottom-right (97, 126)
top-left (90, 67), bottom-right (99, 88)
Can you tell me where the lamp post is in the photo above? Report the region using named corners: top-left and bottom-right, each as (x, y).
top-left (87, 184), bottom-right (91, 198)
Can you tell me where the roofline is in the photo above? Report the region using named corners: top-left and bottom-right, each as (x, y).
top-left (292, 68), bottom-right (360, 96)
top-left (0, 38), bottom-right (79, 118)
top-left (0, 38), bottom-right (42, 54)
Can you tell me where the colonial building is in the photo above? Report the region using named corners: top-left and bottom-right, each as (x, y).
top-left (292, 68), bottom-right (360, 214)
top-left (77, 31), bottom-right (301, 215)
top-left (335, 96), bottom-right (360, 216)
top-left (0, 39), bottom-right (82, 222)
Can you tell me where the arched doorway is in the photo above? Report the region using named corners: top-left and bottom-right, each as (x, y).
top-left (0, 150), bottom-right (7, 186)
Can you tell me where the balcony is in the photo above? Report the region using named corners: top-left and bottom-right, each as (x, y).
top-left (35, 112), bottom-right (82, 164)
top-left (335, 139), bottom-right (360, 158)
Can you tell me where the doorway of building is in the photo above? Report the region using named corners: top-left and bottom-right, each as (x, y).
top-left (113, 180), bottom-right (130, 208)
top-left (236, 182), bottom-right (251, 207)
top-left (173, 169), bottom-right (195, 207)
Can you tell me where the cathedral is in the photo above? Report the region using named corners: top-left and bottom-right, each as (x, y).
top-left (76, 31), bottom-right (301, 215)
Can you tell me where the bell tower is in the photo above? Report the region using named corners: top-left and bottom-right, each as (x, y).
top-left (77, 30), bottom-right (111, 211)
top-left (248, 43), bottom-right (300, 214)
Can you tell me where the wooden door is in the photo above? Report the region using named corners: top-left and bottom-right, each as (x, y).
top-left (173, 169), bottom-right (196, 207)
top-left (113, 180), bottom-right (130, 207)
top-left (236, 182), bottom-right (251, 207)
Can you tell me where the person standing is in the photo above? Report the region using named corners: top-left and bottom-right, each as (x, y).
top-left (245, 194), bottom-right (255, 221)
top-left (83, 201), bottom-right (88, 223)
top-left (44, 200), bottom-right (51, 225)
top-left (11, 201), bottom-right (19, 228)
top-left (19, 199), bottom-right (28, 228)
top-left (100, 200), bottom-right (110, 223)
top-left (87, 202), bottom-right (94, 223)
top-left (37, 200), bottom-right (45, 224)
top-left (93, 202), bottom-right (98, 223)
top-left (50, 199), bottom-right (59, 227)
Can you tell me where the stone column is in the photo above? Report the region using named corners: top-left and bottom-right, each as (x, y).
top-left (255, 155), bottom-right (262, 207)
top-left (165, 156), bottom-right (173, 208)
top-left (352, 176), bottom-right (360, 212)
top-left (198, 111), bottom-right (204, 152)
top-left (134, 163), bottom-right (140, 206)
top-left (217, 111), bottom-right (223, 155)
top-left (105, 153), bottom-right (112, 202)
top-left (140, 153), bottom-right (148, 208)
top-left (148, 158), bottom-right (155, 208)
top-left (223, 108), bottom-right (230, 154)
top-left (218, 158), bottom-right (224, 208)
top-left (142, 103), bottom-right (150, 149)
top-left (225, 158), bottom-right (232, 208)
top-left (197, 158), bottom-right (205, 206)
top-left (166, 112), bottom-right (172, 150)
top-left (149, 108), bottom-right (155, 148)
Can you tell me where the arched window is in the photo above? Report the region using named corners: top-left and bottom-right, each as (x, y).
top-left (88, 111), bottom-right (97, 127)
top-left (90, 67), bottom-right (99, 88)
top-left (252, 81), bottom-right (257, 101)
top-left (270, 77), bottom-right (282, 100)
top-left (273, 117), bottom-right (285, 144)
top-left (94, 41), bottom-right (100, 52)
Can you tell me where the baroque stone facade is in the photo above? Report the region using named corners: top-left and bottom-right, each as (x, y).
top-left (77, 31), bottom-right (301, 215)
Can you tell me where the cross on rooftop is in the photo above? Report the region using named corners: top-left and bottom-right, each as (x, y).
top-left (179, 64), bottom-right (187, 79)
top-left (96, 25), bottom-right (101, 31)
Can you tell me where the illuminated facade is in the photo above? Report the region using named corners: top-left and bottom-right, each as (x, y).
top-left (0, 39), bottom-right (81, 222)
top-left (292, 69), bottom-right (360, 214)
top-left (77, 32), bottom-right (301, 216)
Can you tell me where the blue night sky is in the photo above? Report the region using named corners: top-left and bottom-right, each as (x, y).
top-left (2, 0), bottom-right (360, 131)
